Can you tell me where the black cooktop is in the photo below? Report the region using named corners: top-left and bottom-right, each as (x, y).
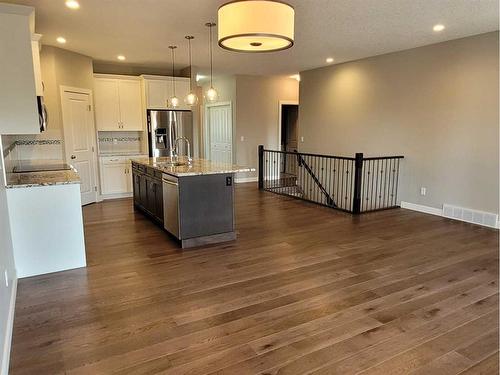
top-left (13, 163), bottom-right (72, 173)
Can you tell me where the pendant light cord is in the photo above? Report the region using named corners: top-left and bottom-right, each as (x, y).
top-left (209, 23), bottom-right (213, 87)
top-left (171, 47), bottom-right (176, 96)
top-left (188, 37), bottom-right (193, 91)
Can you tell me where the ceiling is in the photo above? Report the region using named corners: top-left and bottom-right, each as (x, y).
top-left (4, 0), bottom-right (499, 77)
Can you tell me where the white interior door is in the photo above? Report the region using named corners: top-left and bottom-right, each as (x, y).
top-left (206, 103), bottom-right (232, 164)
top-left (61, 88), bottom-right (97, 205)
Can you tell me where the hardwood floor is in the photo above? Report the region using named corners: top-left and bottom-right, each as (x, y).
top-left (9, 184), bottom-right (499, 374)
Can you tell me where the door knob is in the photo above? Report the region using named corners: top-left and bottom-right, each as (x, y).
top-left (71, 155), bottom-right (76, 159)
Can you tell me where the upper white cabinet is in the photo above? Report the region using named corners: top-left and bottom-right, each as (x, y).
top-left (0, 4), bottom-right (40, 134)
top-left (31, 34), bottom-right (43, 96)
top-left (142, 75), bottom-right (191, 110)
top-left (94, 75), bottom-right (144, 131)
top-left (145, 79), bottom-right (168, 109)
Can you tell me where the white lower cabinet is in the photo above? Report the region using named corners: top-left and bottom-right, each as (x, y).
top-left (101, 162), bottom-right (131, 194)
top-left (100, 155), bottom-right (144, 197)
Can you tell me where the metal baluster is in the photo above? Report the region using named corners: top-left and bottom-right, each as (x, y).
top-left (383, 158), bottom-right (388, 208)
top-left (361, 159), bottom-right (366, 212)
top-left (370, 160), bottom-right (374, 210)
top-left (395, 158), bottom-right (400, 205)
top-left (390, 158), bottom-right (396, 207)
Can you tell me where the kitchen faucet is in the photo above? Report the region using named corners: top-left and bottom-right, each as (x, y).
top-left (174, 137), bottom-right (192, 165)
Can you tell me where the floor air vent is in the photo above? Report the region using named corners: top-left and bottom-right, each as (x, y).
top-left (442, 204), bottom-right (498, 228)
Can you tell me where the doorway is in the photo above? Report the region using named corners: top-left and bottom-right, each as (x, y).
top-left (60, 86), bottom-right (98, 205)
top-left (204, 101), bottom-right (233, 164)
top-left (279, 102), bottom-right (299, 176)
top-left (279, 103), bottom-right (299, 152)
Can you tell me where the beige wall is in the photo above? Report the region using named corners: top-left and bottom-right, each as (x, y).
top-left (40, 45), bottom-right (93, 139)
top-left (298, 32), bottom-right (499, 214)
top-left (200, 75), bottom-right (299, 178)
top-left (235, 75), bottom-right (299, 178)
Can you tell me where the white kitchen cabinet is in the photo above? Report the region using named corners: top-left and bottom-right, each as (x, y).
top-left (144, 79), bottom-right (168, 109)
top-left (0, 4), bottom-right (40, 134)
top-left (94, 75), bottom-right (144, 131)
top-left (100, 159), bottom-right (132, 195)
top-left (142, 75), bottom-right (191, 110)
top-left (101, 163), bottom-right (131, 194)
top-left (99, 155), bottom-right (147, 197)
top-left (119, 80), bottom-right (143, 130)
top-left (94, 78), bottom-right (120, 131)
top-left (31, 34), bottom-right (43, 96)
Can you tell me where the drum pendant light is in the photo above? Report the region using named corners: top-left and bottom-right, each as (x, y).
top-left (218, 0), bottom-right (294, 53)
top-left (205, 22), bottom-right (218, 103)
top-left (168, 45), bottom-right (179, 108)
top-left (184, 36), bottom-right (198, 106)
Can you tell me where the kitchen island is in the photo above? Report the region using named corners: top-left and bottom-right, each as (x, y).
top-left (131, 157), bottom-right (254, 248)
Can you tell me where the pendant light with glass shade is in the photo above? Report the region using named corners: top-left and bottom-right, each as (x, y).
top-left (184, 35), bottom-right (198, 106)
top-left (168, 45), bottom-right (180, 108)
top-left (205, 22), bottom-right (218, 103)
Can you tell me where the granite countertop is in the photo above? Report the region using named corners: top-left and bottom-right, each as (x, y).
top-left (5, 164), bottom-right (80, 189)
top-left (99, 152), bottom-right (148, 157)
top-left (131, 157), bottom-right (255, 177)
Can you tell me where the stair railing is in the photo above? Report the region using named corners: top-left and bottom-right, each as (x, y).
top-left (295, 152), bottom-right (336, 207)
top-left (258, 145), bottom-right (404, 214)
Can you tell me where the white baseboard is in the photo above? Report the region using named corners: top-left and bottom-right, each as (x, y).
top-left (400, 201), bottom-right (442, 217)
top-left (235, 177), bottom-right (258, 184)
top-left (401, 201), bottom-right (499, 229)
top-left (1, 272), bottom-right (17, 375)
top-left (100, 192), bottom-right (133, 200)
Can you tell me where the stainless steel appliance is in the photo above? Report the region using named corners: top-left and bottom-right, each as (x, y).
top-left (37, 96), bottom-right (48, 132)
top-left (147, 110), bottom-right (193, 158)
top-left (162, 173), bottom-right (180, 238)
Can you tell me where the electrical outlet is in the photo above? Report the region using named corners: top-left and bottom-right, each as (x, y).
top-left (4, 270), bottom-right (8, 287)
top-left (300, 136), bottom-right (304, 143)
top-left (420, 187), bottom-right (426, 196)
top-left (240, 136), bottom-right (244, 142)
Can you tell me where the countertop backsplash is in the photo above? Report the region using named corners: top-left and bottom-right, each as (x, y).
top-left (1, 134), bottom-right (65, 172)
top-left (98, 131), bottom-right (143, 155)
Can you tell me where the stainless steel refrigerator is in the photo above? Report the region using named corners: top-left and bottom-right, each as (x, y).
top-left (147, 110), bottom-right (193, 158)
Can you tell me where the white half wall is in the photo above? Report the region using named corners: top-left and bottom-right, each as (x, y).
top-left (0, 135), bottom-right (17, 375)
top-left (7, 183), bottom-right (86, 278)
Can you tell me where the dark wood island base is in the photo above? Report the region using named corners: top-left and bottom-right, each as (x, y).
top-left (131, 158), bottom-right (253, 249)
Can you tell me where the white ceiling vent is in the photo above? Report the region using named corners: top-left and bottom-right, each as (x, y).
top-left (443, 204), bottom-right (498, 229)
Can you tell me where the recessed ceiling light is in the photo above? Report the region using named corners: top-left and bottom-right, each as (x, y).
top-left (326, 57), bottom-right (334, 63)
top-left (433, 24), bottom-right (445, 32)
top-left (56, 36), bottom-right (66, 44)
top-left (117, 55), bottom-right (126, 61)
top-left (65, 0), bottom-right (80, 9)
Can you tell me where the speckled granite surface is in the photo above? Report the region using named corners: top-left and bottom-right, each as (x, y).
top-left (131, 157), bottom-right (254, 177)
top-left (6, 168), bottom-right (80, 189)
